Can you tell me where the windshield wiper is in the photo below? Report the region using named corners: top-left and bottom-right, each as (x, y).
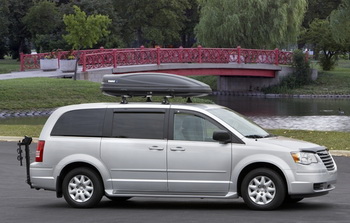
top-left (245, 135), bottom-right (265, 139)
top-left (245, 134), bottom-right (275, 139)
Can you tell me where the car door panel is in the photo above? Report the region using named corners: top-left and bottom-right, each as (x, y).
top-left (101, 138), bottom-right (167, 192)
top-left (100, 109), bottom-right (169, 193)
top-left (167, 110), bottom-right (232, 194)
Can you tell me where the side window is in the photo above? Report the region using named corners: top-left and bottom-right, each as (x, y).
top-left (174, 113), bottom-right (222, 142)
top-left (112, 112), bottom-right (165, 139)
top-left (51, 109), bottom-right (105, 137)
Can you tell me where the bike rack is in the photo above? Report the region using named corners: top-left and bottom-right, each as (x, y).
top-left (17, 136), bottom-right (33, 188)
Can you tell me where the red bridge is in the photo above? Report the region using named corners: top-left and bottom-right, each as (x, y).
top-left (20, 46), bottom-right (295, 91)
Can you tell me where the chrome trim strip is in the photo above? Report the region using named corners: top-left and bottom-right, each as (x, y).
top-left (168, 169), bottom-right (227, 173)
top-left (110, 169), bottom-right (166, 172)
top-left (108, 179), bottom-right (231, 184)
top-left (32, 176), bottom-right (55, 180)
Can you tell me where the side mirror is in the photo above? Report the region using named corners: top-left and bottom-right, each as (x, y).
top-left (213, 130), bottom-right (231, 144)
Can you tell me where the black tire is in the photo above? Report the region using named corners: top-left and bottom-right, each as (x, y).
top-left (62, 167), bottom-right (103, 208)
top-left (241, 168), bottom-right (286, 210)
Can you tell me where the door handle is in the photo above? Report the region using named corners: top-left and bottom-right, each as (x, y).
top-left (148, 146), bottom-right (164, 151)
top-left (170, 147), bottom-right (185, 151)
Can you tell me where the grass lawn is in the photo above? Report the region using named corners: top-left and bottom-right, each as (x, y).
top-left (0, 78), bottom-right (117, 110)
top-left (288, 60), bottom-right (350, 95)
top-left (263, 60), bottom-right (350, 95)
top-left (0, 59), bottom-right (20, 74)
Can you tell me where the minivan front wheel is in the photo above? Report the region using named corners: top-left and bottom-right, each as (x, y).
top-left (62, 168), bottom-right (103, 208)
top-left (241, 168), bottom-right (286, 210)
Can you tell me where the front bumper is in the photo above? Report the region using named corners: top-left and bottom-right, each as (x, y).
top-left (288, 163), bottom-right (337, 196)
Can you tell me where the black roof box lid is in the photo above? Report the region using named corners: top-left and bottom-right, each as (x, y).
top-left (101, 73), bottom-right (212, 98)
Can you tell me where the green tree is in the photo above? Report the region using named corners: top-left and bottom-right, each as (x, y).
top-left (7, 0), bottom-right (33, 59)
top-left (302, 19), bottom-right (348, 70)
top-left (298, 0), bottom-right (342, 49)
top-left (330, 0), bottom-right (350, 44)
top-left (180, 0), bottom-right (199, 47)
top-left (0, 0), bottom-right (10, 58)
top-left (71, 0), bottom-right (124, 48)
top-left (63, 5), bottom-right (112, 50)
top-left (114, 0), bottom-right (190, 47)
top-left (63, 5), bottom-right (112, 80)
top-left (302, 0), bottom-right (342, 28)
top-left (23, 0), bottom-right (61, 53)
top-left (195, 0), bottom-right (307, 49)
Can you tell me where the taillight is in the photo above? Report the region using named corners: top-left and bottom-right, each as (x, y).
top-left (35, 140), bottom-right (45, 162)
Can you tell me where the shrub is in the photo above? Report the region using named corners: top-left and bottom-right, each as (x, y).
top-left (292, 49), bottom-right (312, 86)
top-left (319, 54), bottom-right (337, 71)
top-left (262, 49), bottom-right (311, 93)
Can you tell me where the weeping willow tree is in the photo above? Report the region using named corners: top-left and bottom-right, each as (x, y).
top-left (330, 0), bottom-right (350, 44)
top-left (195, 0), bottom-right (307, 49)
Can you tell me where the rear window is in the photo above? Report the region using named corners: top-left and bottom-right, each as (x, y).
top-left (112, 112), bottom-right (165, 139)
top-left (51, 109), bottom-right (105, 137)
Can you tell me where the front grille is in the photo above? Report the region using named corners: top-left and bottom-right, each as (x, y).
top-left (317, 150), bottom-right (335, 171)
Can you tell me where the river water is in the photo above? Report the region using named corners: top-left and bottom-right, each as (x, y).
top-left (212, 95), bottom-right (350, 132)
top-left (1, 96), bottom-right (349, 132)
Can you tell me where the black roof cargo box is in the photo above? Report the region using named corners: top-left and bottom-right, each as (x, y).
top-left (101, 73), bottom-right (212, 98)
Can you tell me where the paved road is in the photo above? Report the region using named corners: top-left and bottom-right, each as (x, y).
top-left (1, 141), bottom-right (349, 223)
top-left (0, 69), bottom-right (74, 80)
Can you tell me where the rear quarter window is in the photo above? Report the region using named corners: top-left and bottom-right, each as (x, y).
top-left (51, 109), bottom-right (106, 137)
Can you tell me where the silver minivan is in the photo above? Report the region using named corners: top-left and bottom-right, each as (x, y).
top-left (29, 102), bottom-right (337, 210)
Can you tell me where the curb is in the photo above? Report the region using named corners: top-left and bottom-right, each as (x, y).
top-left (1, 136), bottom-right (349, 157)
top-left (0, 136), bottom-right (39, 143)
top-left (330, 150), bottom-right (350, 157)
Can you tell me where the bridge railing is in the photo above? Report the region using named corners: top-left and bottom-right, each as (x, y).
top-left (19, 47), bottom-right (133, 71)
top-left (20, 46), bottom-right (293, 72)
top-left (81, 46), bottom-right (293, 72)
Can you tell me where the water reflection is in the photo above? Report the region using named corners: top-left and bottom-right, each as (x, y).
top-left (212, 95), bottom-right (350, 132)
top-left (251, 115), bottom-right (350, 132)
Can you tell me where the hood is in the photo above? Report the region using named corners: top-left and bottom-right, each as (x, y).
top-left (256, 136), bottom-right (326, 152)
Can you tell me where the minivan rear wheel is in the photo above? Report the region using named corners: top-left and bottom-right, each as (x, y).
top-left (241, 168), bottom-right (286, 210)
top-left (62, 168), bottom-right (103, 208)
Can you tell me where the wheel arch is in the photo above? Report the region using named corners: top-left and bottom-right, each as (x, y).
top-left (56, 162), bottom-right (104, 198)
top-left (236, 162), bottom-right (288, 197)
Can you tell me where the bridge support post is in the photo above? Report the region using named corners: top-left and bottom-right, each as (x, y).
top-left (156, 46), bottom-right (160, 65)
top-left (198, 45), bottom-right (202, 63)
top-left (113, 49), bottom-right (117, 68)
top-left (237, 46), bottom-right (241, 64)
top-left (179, 46), bottom-right (183, 63)
top-left (274, 48), bottom-right (279, 65)
top-left (82, 52), bottom-right (86, 72)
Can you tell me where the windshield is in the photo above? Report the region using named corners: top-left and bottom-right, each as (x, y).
top-left (208, 107), bottom-right (271, 138)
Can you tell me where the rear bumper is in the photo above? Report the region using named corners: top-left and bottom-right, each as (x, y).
top-left (30, 165), bottom-right (56, 191)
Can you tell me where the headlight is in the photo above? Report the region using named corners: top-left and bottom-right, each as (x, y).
top-left (291, 152), bottom-right (318, 165)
